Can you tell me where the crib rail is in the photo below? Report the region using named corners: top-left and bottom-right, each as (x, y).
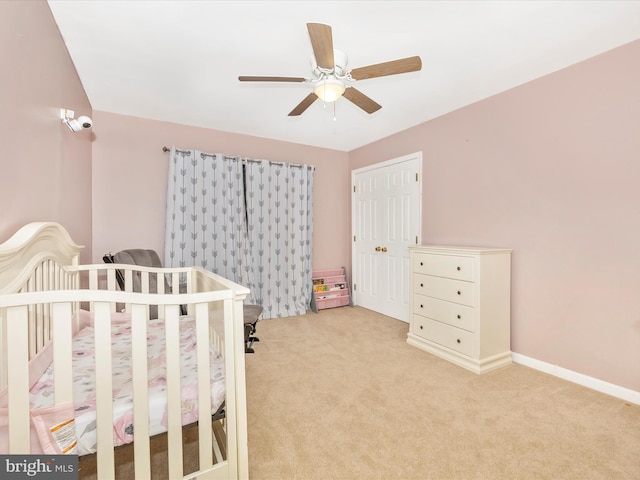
top-left (0, 264), bottom-right (249, 480)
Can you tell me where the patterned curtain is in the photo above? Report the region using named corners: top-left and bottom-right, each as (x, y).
top-left (164, 148), bottom-right (254, 298)
top-left (244, 159), bottom-right (315, 319)
top-left (164, 147), bottom-right (315, 318)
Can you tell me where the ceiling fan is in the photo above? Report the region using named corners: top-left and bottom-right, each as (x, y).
top-left (238, 23), bottom-right (422, 117)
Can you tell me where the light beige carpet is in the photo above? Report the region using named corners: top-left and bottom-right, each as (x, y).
top-left (245, 306), bottom-right (640, 480)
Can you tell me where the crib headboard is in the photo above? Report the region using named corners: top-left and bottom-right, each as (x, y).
top-left (0, 222), bottom-right (83, 295)
top-left (0, 222), bottom-right (84, 390)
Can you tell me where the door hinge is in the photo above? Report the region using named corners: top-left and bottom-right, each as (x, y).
top-left (353, 185), bottom-right (356, 193)
top-left (353, 283), bottom-right (356, 291)
top-left (416, 235), bottom-right (419, 244)
top-left (416, 172), bottom-right (419, 182)
top-left (353, 235), bottom-right (356, 242)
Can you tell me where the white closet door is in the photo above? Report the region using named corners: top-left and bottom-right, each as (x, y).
top-left (352, 153), bottom-right (422, 322)
top-left (353, 168), bottom-right (384, 314)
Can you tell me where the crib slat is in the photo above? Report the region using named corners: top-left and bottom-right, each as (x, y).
top-left (52, 302), bottom-right (73, 404)
top-left (93, 301), bottom-right (115, 478)
top-left (43, 262), bottom-right (51, 346)
top-left (141, 270), bottom-right (149, 294)
top-left (195, 302), bottom-right (214, 475)
top-left (157, 275), bottom-right (165, 319)
top-left (229, 298), bottom-right (250, 479)
top-left (27, 277), bottom-right (38, 355)
top-left (103, 268), bottom-right (112, 291)
top-left (165, 304), bottom-right (184, 479)
top-left (131, 303), bottom-right (151, 479)
top-left (35, 266), bottom-right (43, 347)
top-left (124, 269), bottom-right (133, 312)
top-left (88, 269), bottom-right (98, 314)
top-left (6, 305), bottom-right (30, 453)
top-left (88, 268), bottom-right (97, 291)
top-left (28, 308), bottom-right (36, 358)
top-left (172, 272), bottom-right (180, 294)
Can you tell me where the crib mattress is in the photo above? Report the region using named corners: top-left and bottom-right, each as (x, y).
top-left (28, 316), bottom-right (226, 456)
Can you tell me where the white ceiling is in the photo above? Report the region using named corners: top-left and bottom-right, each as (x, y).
top-left (47, 1), bottom-right (640, 152)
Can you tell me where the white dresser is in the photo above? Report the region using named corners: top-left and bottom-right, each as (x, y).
top-left (407, 245), bottom-right (512, 374)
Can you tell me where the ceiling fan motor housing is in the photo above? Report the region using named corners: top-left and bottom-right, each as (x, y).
top-left (312, 48), bottom-right (348, 78)
top-left (333, 49), bottom-right (348, 76)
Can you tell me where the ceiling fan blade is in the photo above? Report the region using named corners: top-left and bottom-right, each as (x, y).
top-left (349, 56), bottom-right (422, 80)
top-left (288, 93), bottom-right (318, 116)
top-left (239, 76), bottom-right (307, 82)
top-left (307, 23), bottom-right (334, 70)
top-left (343, 87), bottom-right (381, 114)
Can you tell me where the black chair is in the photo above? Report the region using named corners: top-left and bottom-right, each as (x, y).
top-left (243, 304), bottom-right (263, 353)
top-left (103, 249), bottom-right (179, 318)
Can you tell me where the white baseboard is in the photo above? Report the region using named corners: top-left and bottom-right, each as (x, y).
top-left (511, 353), bottom-right (640, 406)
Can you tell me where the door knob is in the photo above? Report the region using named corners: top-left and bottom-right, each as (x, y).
top-left (375, 246), bottom-right (382, 252)
top-left (381, 247), bottom-right (388, 252)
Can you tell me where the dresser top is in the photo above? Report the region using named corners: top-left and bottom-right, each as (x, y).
top-left (409, 245), bottom-right (512, 254)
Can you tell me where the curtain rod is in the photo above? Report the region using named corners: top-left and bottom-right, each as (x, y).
top-left (163, 146), bottom-right (188, 153)
top-left (162, 146), bottom-right (315, 170)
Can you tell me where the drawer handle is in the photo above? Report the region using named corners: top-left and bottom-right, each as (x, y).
top-left (457, 290), bottom-right (461, 295)
top-left (420, 304), bottom-right (424, 309)
top-left (420, 283), bottom-right (424, 287)
top-left (420, 261), bottom-right (424, 266)
top-left (457, 339), bottom-right (461, 344)
top-left (457, 314), bottom-right (461, 319)
top-left (419, 325), bottom-right (423, 330)
top-left (457, 266), bottom-right (461, 271)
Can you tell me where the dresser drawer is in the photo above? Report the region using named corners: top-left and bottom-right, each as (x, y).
top-left (413, 273), bottom-right (475, 307)
top-left (412, 316), bottom-right (475, 357)
top-left (412, 252), bottom-right (474, 281)
top-left (413, 294), bottom-right (475, 332)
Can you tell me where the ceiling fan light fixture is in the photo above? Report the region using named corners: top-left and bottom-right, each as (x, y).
top-left (314, 76), bottom-right (345, 103)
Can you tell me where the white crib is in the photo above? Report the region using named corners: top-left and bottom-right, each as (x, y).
top-left (0, 222), bottom-right (250, 479)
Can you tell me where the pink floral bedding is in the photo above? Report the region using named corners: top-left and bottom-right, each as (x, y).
top-left (28, 315), bottom-right (226, 456)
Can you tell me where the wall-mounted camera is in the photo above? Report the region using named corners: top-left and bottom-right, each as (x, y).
top-left (60, 108), bottom-right (93, 132)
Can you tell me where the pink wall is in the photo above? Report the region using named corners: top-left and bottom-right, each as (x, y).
top-left (91, 113), bottom-right (350, 272)
top-left (350, 40), bottom-right (640, 392)
top-left (0, 1), bottom-right (93, 262)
